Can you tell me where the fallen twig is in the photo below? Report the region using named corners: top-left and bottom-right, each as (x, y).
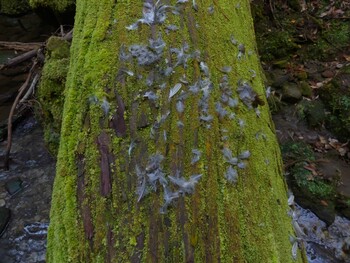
top-left (20, 73), bottom-right (40, 103)
top-left (3, 61), bottom-right (38, 170)
top-left (0, 49), bottom-right (38, 70)
top-left (0, 41), bottom-right (43, 51)
top-left (0, 29), bottom-right (72, 70)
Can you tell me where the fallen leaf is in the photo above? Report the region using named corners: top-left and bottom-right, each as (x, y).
top-left (320, 200), bottom-right (328, 207)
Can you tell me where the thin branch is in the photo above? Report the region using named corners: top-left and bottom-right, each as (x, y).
top-left (3, 61), bottom-right (38, 170)
top-left (20, 73), bottom-right (40, 103)
top-left (0, 41), bottom-right (43, 51)
top-left (0, 49), bottom-right (38, 70)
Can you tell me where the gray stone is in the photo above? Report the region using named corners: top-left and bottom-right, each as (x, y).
top-left (282, 82), bottom-right (302, 102)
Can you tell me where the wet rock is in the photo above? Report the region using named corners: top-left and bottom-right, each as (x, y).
top-left (300, 81), bottom-right (312, 97)
top-left (0, 13), bottom-right (55, 43)
top-left (304, 100), bottom-right (326, 127)
top-left (0, 206), bottom-right (11, 237)
top-left (321, 70), bottom-right (334, 78)
top-left (282, 82), bottom-right (302, 102)
top-left (295, 205), bottom-right (350, 262)
top-left (337, 197), bottom-right (350, 219)
top-left (295, 70), bottom-right (308, 80)
top-left (266, 69), bottom-right (292, 88)
top-left (282, 142), bottom-right (337, 225)
top-left (24, 222), bottom-right (49, 238)
top-left (5, 178), bottom-right (23, 196)
top-left (293, 187), bottom-right (336, 226)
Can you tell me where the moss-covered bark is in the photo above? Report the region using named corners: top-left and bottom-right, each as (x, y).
top-left (47, 1), bottom-right (306, 262)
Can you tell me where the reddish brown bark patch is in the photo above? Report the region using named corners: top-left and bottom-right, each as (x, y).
top-left (76, 154), bottom-right (94, 244)
top-left (110, 94), bottom-right (127, 137)
top-left (96, 131), bottom-right (112, 197)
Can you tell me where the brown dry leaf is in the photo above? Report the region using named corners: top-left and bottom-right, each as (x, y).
top-left (304, 164), bottom-right (318, 176)
top-left (320, 200), bottom-right (329, 207)
top-left (344, 54), bottom-right (350, 62)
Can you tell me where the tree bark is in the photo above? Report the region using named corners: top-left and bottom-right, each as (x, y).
top-left (47, 0), bottom-right (306, 262)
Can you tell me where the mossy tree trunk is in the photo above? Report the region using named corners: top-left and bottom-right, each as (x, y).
top-left (47, 0), bottom-right (306, 262)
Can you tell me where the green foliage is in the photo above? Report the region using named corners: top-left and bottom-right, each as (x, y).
top-left (253, 1), bottom-right (350, 61)
top-left (29, 0), bottom-right (74, 12)
top-left (256, 30), bottom-right (298, 61)
top-left (322, 21), bottom-right (350, 49)
top-left (0, 0), bottom-right (30, 15)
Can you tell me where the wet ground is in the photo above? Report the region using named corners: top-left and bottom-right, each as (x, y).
top-left (273, 105), bottom-right (350, 200)
top-left (0, 116), bottom-right (55, 263)
top-left (296, 204), bottom-right (350, 262)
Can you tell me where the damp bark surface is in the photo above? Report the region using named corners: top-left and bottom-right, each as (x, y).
top-left (46, 1), bottom-right (306, 262)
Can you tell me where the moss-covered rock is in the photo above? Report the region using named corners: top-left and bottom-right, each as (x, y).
top-left (281, 141), bottom-right (337, 225)
top-left (282, 82), bottom-right (302, 102)
top-left (36, 36), bottom-right (70, 155)
top-left (296, 100), bottom-right (326, 128)
top-left (0, 0), bottom-right (30, 15)
top-left (257, 29), bottom-right (299, 61)
top-left (299, 81), bottom-right (312, 97)
top-left (281, 141), bottom-right (315, 162)
top-left (319, 65), bottom-right (350, 141)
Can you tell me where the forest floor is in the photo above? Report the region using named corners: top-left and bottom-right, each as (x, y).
top-left (253, 1), bottom-right (350, 261)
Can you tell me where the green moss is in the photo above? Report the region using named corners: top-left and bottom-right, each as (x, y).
top-left (46, 37), bottom-right (71, 59)
top-left (36, 36), bottom-right (70, 155)
top-left (47, 1), bottom-right (304, 262)
top-left (296, 100), bottom-right (326, 128)
top-left (318, 66), bottom-right (350, 140)
top-left (291, 163), bottom-right (335, 199)
top-left (322, 21), bottom-right (350, 49)
top-left (281, 141), bottom-right (315, 162)
top-left (0, 0), bottom-right (30, 15)
top-left (256, 29), bottom-right (299, 61)
top-left (29, 0), bottom-right (74, 12)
